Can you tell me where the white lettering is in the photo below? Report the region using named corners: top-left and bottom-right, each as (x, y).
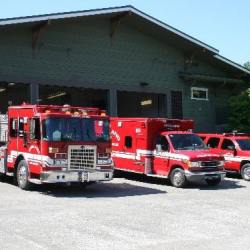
top-left (111, 130), bottom-right (120, 141)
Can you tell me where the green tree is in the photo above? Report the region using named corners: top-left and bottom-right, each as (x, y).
top-left (244, 61), bottom-right (250, 70)
top-left (227, 61), bottom-right (250, 133)
top-left (228, 88), bottom-right (250, 133)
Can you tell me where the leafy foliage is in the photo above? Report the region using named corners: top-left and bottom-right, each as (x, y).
top-left (228, 88), bottom-right (250, 133)
top-left (228, 61), bottom-right (250, 133)
top-left (243, 61), bottom-right (250, 70)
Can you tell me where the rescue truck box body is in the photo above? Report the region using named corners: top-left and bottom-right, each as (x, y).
top-left (111, 118), bottom-right (226, 187)
top-left (199, 133), bottom-right (250, 181)
top-left (0, 104), bottom-right (113, 190)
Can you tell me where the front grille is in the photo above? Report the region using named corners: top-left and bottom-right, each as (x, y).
top-left (68, 145), bottom-right (96, 170)
top-left (200, 161), bottom-right (218, 168)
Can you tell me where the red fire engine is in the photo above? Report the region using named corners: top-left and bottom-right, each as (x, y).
top-left (0, 103), bottom-right (113, 190)
top-left (111, 118), bottom-right (226, 188)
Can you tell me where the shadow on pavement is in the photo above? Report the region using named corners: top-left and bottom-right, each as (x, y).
top-left (0, 173), bottom-right (167, 198)
top-left (35, 181), bottom-right (167, 198)
top-left (114, 171), bottom-right (246, 190)
top-left (0, 175), bottom-right (13, 185)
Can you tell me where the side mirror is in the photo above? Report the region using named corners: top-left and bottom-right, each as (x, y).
top-left (156, 144), bottom-right (162, 152)
top-left (29, 132), bottom-right (35, 140)
top-left (228, 145), bottom-right (235, 151)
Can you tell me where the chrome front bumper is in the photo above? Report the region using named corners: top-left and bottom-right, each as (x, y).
top-left (184, 170), bottom-right (226, 182)
top-left (40, 170), bottom-right (113, 183)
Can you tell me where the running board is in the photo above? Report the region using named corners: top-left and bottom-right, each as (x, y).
top-left (226, 170), bottom-right (239, 174)
top-left (29, 178), bottom-right (42, 184)
top-left (146, 174), bottom-right (168, 179)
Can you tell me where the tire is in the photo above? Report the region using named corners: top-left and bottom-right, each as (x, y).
top-left (206, 178), bottom-right (221, 186)
top-left (241, 163), bottom-right (250, 181)
top-left (16, 160), bottom-right (33, 190)
top-left (170, 168), bottom-right (187, 188)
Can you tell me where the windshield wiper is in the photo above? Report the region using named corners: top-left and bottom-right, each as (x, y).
top-left (62, 133), bottom-right (74, 149)
top-left (86, 129), bottom-right (101, 149)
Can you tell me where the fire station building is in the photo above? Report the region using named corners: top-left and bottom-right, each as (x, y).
top-left (0, 6), bottom-right (249, 132)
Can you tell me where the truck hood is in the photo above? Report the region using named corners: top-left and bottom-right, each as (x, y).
top-left (176, 150), bottom-right (224, 162)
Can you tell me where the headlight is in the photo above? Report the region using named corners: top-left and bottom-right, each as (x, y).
top-left (98, 159), bottom-right (111, 165)
top-left (217, 160), bottom-right (225, 167)
top-left (186, 161), bottom-right (200, 168)
top-left (54, 159), bottom-right (67, 165)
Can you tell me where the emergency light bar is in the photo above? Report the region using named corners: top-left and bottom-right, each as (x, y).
top-left (223, 131), bottom-right (245, 136)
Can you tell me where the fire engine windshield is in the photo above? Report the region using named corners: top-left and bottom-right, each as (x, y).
top-left (82, 119), bottom-right (110, 142)
top-left (169, 134), bottom-right (208, 151)
top-left (236, 139), bottom-right (250, 150)
top-left (42, 117), bottom-right (110, 142)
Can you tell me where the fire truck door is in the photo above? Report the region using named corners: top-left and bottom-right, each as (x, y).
top-left (122, 124), bottom-right (137, 171)
top-left (220, 139), bottom-right (239, 171)
top-left (153, 135), bottom-right (170, 176)
top-left (7, 109), bottom-right (19, 168)
top-left (18, 112), bottom-right (41, 174)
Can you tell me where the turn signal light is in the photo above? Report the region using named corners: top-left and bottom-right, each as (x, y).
top-left (49, 147), bottom-right (59, 153)
top-left (106, 148), bottom-right (112, 153)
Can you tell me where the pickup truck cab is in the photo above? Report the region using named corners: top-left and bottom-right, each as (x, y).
top-left (199, 133), bottom-right (250, 181)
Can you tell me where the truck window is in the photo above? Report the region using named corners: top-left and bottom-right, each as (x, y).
top-left (10, 118), bottom-right (17, 138)
top-left (221, 139), bottom-right (234, 150)
top-left (169, 134), bottom-right (207, 151)
top-left (29, 118), bottom-right (40, 140)
top-left (156, 135), bottom-right (169, 151)
top-left (83, 119), bottom-right (110, 142)
top-left (125, 136), bottom-right (132, 148)
top-left (43, 117), bottom-right (81, 142)
top-left (236, 139), bottom-right (250, 150)
top-left (19, 118), bottom-right (24, 138)
top-left (207, 137), bottom-right (220, 148)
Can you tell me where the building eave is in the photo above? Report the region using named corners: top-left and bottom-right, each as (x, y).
top-left (0, 5), bottom-right (219, 55)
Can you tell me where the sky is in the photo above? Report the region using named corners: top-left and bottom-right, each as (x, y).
top-left (0, 0), bottom-right (249, 66)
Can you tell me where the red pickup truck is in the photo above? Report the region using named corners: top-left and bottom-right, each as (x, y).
top-left (199, 132), bottom-right (250, 181)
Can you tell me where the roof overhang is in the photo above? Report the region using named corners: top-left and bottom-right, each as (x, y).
top-left (179, 72), bottom-right (245, 84)
top-left (0, 5), bottom-right (218, 55)
top-left (0, 5), bottom-right (249, 80)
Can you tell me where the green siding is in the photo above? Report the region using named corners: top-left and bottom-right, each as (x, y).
top-left (0, 19), bottom-right (237, 132)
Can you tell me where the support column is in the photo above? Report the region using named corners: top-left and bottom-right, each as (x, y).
top-left (108, 89), bottom-right (117, 117)
top-left (30, 83), bottom-right (39, 104)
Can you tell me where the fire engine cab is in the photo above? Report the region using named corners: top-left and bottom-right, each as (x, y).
top-left (0, 103), bottom-right (113, 190)
top-left (199, 132), bottom-right (250, 181)
top-left (111, 118), bottom-right (226, 188)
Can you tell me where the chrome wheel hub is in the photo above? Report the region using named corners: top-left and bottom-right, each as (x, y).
top-left (243, 166), bottom-right (250, 180)
top-left (173, 172), bottom-right (182, 186)
top-left (18, 166), bottom-right (27, 185)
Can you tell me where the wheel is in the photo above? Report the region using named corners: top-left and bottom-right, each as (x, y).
top-left (170, 168), bottom-right (187, 188)
top-left (241, 163), bottom-right (250, 181)
top-left (206, 178), bottom-right (221, 186)
top-left (16, 160), bottom-right (33, 190)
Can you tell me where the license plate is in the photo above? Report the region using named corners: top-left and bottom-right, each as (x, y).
top-left (78, 171), bottom-right (88, 182)
top-left (206, 175), bottom-right (218, 180)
